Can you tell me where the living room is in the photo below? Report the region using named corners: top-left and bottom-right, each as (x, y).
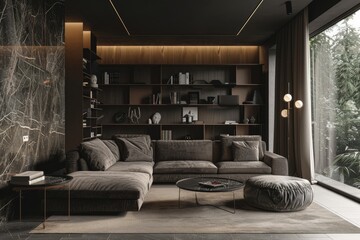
top-left (1, 0), bottom-right (360, 239)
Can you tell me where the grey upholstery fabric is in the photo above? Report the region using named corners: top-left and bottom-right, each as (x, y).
top-left (80, 138), bottom-right (117, 171)
top-left (156, 140), bottom-right (213, 162)
top-left (154, 161), bottom-right (217, 174)
top-left (115, 136), bottom-right (153, 162)
top-left (263, 151), bottom-right (289, 175)
top-left (79, 158), bottom-right (89, 171)
top-left (232, 141), bottom-right (260, 161)
top-left (244, 175), bottom-right (314, 212)
top-left (216, 161), bottom-right (271, 174)
top-left (221, 135), bottom-right (264, 161)
top-left (112, 134), bottom-right (152, 148)
top-left (65, 171), bottom-right (151, 200)
top-left (66, 150), bottom-right (80, 173)
top-left (107, 161), bottom-right (154, 176)
top-left (102, 140), bottom-right (121, 161)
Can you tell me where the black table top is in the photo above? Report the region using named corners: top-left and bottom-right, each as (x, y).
top-left (176, 177), bottom-right (244, 192)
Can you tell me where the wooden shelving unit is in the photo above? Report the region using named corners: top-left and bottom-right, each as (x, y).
top-left (82, 47), bottom-right (102, 140)
top-left (98, 64), bottom-right (265, 140)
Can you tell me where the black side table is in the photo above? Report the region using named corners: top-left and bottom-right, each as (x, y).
top-left (11, 175), bottom-right (73, 229)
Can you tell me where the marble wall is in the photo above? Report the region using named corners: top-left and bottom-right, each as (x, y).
top-left (0, 0), bottom-right (65, 223)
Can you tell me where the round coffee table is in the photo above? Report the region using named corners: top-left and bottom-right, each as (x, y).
top-left (176, 177), bottom-right (244, 214)
top-left (11, 175), bottom-right (73, 229)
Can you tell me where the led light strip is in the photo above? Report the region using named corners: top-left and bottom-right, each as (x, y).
top-left (109, 0), bottom-right (131, 36)
top-left (236, 0), bottom-right (264, 36)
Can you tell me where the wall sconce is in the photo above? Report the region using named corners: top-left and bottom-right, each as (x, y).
top-left (281, 93), bottom-right (303, 118)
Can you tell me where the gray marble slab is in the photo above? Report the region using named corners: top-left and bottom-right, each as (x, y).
top-left (0, 0), bottom-right (65, 224)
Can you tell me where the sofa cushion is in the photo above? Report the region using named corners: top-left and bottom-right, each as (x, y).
top-left (156, 140), bottom-right (213, 162)
top-left (154, 161), bottom-right (217, 174)
top-left (115, 137), bottom-right (152, 162)
top-left (221, 135), bottom-right (264, 161)
top-left (114, 136), bottom-right (153, 162)
top-left (67, 171), bottom-right (151, 200)
top-left (216, 161), bottom-right (271, 174)
top-left (232, 141), bottom-right (259, 161)
top-left (102, 140), bottom-right (121, 161)
top-left (80, 138), bottom-right (117, 171)
top-left (107, 161), bottom-right (154, 176)
top-left (113, 134), bottom-right (152, 148)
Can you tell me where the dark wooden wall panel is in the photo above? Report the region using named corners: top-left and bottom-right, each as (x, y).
top-left (65, 22), bottom-right (83, 151)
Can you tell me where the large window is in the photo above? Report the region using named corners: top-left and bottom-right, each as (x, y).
top-left (311, 10), bottom-right (360, 190)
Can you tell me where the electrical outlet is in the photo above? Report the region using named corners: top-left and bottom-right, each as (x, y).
top-left (23, 135), bottom-right (29, 142)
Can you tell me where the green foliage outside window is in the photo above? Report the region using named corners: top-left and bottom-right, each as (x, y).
top-left (311, 16), bottom-right (360, 188)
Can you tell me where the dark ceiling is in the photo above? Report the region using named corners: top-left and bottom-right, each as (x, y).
top-left (66, 0), bottom-right (313, 45)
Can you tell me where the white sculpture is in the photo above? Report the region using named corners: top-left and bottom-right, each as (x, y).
top-left (128, 107), bottom-right (141, 124)
top-left (90, 75), bottom-right (98, 88)
top-left (152, 112), bottom-right (161, 124)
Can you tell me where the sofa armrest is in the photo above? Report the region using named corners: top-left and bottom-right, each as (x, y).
top-left (66, 150), bottom-right (80, 174)
top-left (262, 151), bottom-right (288, 176)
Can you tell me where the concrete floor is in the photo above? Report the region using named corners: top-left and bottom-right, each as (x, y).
top-left (0, 184), bottom-right (359, 240)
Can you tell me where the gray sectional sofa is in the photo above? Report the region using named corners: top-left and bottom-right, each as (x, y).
top-left (48, 134), bottom-right (288, 213)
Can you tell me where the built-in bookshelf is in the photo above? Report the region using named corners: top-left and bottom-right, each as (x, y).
top-left (98, 64), bottom-right (265, 140)
top-left (82, 47), bottom-right (102, 140)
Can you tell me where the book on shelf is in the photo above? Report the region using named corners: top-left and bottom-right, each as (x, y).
top-left (11, 171), bottom-right (44, 180)
top-left (103, 72), bottom-right (109, 84)
top-left (152, 93), bottom-right (162, 104)
top-left (11, 176), bottom-right (45, 185)
top-left (161, 130), bottom-right (172, 140)
top-left (198, 180), bottom-right (227, 188)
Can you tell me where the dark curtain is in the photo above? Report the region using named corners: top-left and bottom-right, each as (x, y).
top-left (274, 8), bottom-right (315, 182)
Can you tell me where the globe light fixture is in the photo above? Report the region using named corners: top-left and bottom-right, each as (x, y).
top-left (281, 93), bottom-right (303, 118)
top-left (281, 109), bottom-right (288, 118)
top-left (283, 93), bottom-right (292, 102)
top-left (295, 100), bottom-right (303, 109)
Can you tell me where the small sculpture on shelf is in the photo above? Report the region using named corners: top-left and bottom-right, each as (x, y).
top-left (90, 75), bottom-right (98, 88)
top-left (243, 118), bottom-right (249, 124)
top-left (250, 116), bottom-right (256, 124)
top-left (152, 112), bottom-right (161, 124)
top-left (128, 107), bottom-right (141, 124)
top-left (184, 135), bottom-right (192, 140)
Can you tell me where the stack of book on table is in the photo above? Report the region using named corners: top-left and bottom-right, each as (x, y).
top-left (10, 171), bottom-right (45, 185)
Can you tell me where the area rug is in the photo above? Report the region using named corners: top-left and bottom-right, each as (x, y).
top-left (31, 185), bottom-right (360, 234)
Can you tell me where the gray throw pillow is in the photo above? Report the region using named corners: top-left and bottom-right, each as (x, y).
top-left (116, 136), bottom-right (153, 162)
top-left (102, 140), bottom-right (121, 161)
top-left (80, 138), bottom-right (117, 170)
top-left (232, 141), bottom-right (259, 161)
top-left (221, 135), bottom-right (263, 161)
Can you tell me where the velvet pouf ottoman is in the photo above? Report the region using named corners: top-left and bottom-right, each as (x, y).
top-left (244, 175), bottom-right (313, 212)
